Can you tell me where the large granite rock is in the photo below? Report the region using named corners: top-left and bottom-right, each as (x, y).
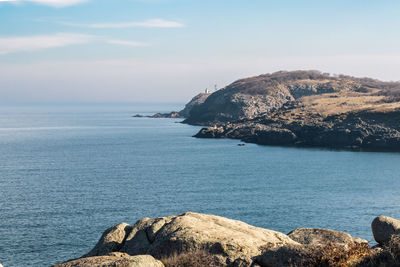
top-left (288, 228), bottom-right (368, 246)
top-left (53, 254), bottom-right (164, 267)
top-left (372, 216), bottom-right (400, 244)
top-left (54, 213), bottom-right (381, 267)
top-left (81, 212), bottom-right (299, 266)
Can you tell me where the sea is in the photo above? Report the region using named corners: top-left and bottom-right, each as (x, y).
top-left (1, 103), bottom-right (400, 267)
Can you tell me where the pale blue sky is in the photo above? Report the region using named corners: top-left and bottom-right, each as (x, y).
top-left (1, 0), bottom-right (400, 102)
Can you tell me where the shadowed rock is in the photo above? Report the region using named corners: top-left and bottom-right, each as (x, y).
top-left (85, 223), bottom-right (132, 257)
top-left (254, 244), bottom-right (315, 267)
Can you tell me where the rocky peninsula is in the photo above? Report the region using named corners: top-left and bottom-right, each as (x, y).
top-left (53, 213), bottom-right (400, 267)
top-left (133, 92), bottom-right (211, 119)
top-left (152, 70), bottom-right (400, 151)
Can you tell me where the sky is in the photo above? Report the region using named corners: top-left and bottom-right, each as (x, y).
top-left (1, 0), bottom-right (400, 103)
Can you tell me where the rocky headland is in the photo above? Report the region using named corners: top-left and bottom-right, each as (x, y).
top-left (53, 212), bottom-right (400, 267)
top-left (133, 92), bottom-right (211, 119)
top-left (149, 70), bottom-right (400, 151)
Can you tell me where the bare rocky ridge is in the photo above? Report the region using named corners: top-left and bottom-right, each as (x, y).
top-left (52, 212), bottom-right (400, 267)
top-left (188, 70), bottom-right (400, 151)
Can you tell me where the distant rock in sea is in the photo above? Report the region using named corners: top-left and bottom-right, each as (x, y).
top-left (134, 92), bottom-right (211, 119)
top-left (133, 111), bottom-right (184, 119)
top-left (53, 212), bottom-right (400, 267)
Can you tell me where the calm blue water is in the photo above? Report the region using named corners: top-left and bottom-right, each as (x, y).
top-left (1, 103), bottom-right (400, 267)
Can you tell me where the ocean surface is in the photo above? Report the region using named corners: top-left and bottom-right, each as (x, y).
top-left (1, 103), bottom-right (400, 267)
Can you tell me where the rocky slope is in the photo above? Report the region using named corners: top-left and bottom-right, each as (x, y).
top-left (53, 213), bottom-right (400, 267)
top-left (188, 70), bottom-right (400, 151)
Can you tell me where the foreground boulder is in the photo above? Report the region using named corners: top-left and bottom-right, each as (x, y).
top-left (53, 253), bottom-right (164, 267)
top-left (55, 212), bottom-right (382, 267)
top-left (88, 212), bottom-right (298, 266)
top-left (372, 216), bottom-right (400, 244)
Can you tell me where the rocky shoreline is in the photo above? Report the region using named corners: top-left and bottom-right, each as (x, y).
top-left (54, 213), bottom-right (400, 267)
top-left (194, 108), bottom-right (400, 151)
top-left (142, 71), bottom-right (400, 151)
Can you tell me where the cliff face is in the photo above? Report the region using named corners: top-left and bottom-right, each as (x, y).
top-left (188, 70), bottom-right (400, 151)
top-left (179, 92), bottom-right (210, 118)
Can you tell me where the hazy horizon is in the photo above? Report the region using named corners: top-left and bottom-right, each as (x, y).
top-left (1, 0), bottom-right (400, 103)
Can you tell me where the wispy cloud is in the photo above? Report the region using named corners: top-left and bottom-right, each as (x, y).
top-left (0, 33), bottom-right (149, 55)
top-left (0, 0), bottom-right (89, 7)
top-left (106, 40), bottom-right (149, 47)
top-left (0, 33), bottom-right (92, 55)
top-left (60, 18), bottom-right (184, 29)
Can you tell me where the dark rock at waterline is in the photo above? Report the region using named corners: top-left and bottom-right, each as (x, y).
top-left (194, 109), bottom-right (400, 152)
top-left (133, 112), bottom-right (184, 119)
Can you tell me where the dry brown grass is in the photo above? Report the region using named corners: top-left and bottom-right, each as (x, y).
top-left (305, 243), bottom-right (373, 267)
top-left (359, 234), bottom-right (400, 266)
top-left (160, 250), bottom-right (220, 267)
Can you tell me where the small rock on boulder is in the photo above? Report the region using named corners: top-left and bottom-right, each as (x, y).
top-left (372, 216), bottom-right (400, 244)
top-left (288, 228), bottom-right (367, 246)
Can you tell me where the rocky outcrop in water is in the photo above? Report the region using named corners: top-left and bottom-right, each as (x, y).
top-left (189, 70), bottom-right (400, 151)
top-left (52, 212), bottom-right (400, 267)
top-left (195, 108), bottom-right (400, 151)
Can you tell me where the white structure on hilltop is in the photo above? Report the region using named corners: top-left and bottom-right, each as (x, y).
top-left (205, 88), bottom-right (211, 94)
